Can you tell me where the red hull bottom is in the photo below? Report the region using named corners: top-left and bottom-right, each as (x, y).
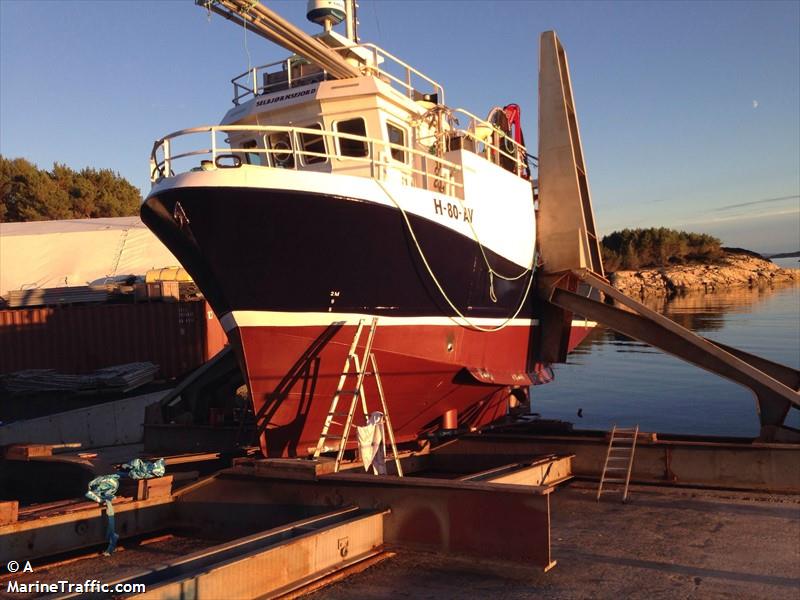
top-left (230, 321), bottom-right (595, 457)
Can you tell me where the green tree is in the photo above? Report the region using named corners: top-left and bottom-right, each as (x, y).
top-left (601, 227), bottom-right (722, 272)
top-left (0, 156), bottom-right (141, 222)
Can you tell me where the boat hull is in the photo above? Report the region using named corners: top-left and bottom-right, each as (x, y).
top-left (141, 181), bottom-right (591, 456)
top-left (232, 319), bottom-right (594, 456)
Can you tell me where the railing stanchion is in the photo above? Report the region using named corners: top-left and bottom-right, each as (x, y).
top-left (163, 138), bottom-right (171, 177)
top-left (211, 129), bottom-right (217, 165)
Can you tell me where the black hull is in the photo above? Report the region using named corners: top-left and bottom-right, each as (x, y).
top-left (141, 187), bottom-right (535, 320)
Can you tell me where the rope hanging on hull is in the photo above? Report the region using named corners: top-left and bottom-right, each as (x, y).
top-left (376, 181), bottom-right (535, 333)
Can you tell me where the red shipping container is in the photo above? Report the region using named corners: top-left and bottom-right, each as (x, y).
top-left (0, 300), bottom-right (227, 379)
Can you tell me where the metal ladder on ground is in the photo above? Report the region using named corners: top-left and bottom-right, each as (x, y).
top-left (597, 424), bottom-right (639, 502)
top-left (313, 318), bottom-right (403, 476)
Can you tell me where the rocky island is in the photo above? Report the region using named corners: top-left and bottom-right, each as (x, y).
top-left (600, 228), bottom-right (799, 298)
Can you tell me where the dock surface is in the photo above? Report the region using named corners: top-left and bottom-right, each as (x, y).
top-left (1, 482), bottom-right (797, 599)
top-left (309, 483), bottom-right (800, 599)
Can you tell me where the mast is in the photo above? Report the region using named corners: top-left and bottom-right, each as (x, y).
top-left (198, 0), bottom-right (360, 80)
top-left (345, 0), bottom-right (358, 42)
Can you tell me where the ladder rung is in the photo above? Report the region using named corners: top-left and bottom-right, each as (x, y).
top-left (600, 488), bottom-right (623, 493)
top-left (329, 412), bottom-right (351, 417)
top-left (607, 457), bottom-right (628, 461)
top-left (603, 477), bottom-right (626, 482)
top-left (325, 435), bottom-right (343, 440)
top-left (605, 467), bottom-right (627, 471)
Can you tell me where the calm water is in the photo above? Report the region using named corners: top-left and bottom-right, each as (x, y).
top-left (532, 259), bottom-right (800, 437)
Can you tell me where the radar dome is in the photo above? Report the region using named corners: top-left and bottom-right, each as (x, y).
top-left (307, 0), bottom-right (346, 27)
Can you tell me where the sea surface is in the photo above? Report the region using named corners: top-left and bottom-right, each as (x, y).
top-left (532, 258), bottom-right (800, 437)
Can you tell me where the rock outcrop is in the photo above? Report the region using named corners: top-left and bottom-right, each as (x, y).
top-left (610, 252), bottom-right (799, 298)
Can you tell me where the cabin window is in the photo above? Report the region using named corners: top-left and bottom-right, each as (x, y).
top-left (386, 122), bottom-right (407, 163)
top-left (241, 139), bottom-right (265, 166)
top-left (299, 124), bottom-right (327, 165)
top-left (335, 118), bottom-right (369, 158)
top-left (267, 132), bottom-right (295, 169)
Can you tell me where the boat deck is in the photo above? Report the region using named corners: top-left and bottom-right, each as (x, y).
top-left (307, 482), bottom-right (800, 599)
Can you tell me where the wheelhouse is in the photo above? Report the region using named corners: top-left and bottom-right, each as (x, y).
top-left (150, 35), bottom-right (533, 203)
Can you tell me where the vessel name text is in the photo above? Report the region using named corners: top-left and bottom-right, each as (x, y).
top-left (256, 87), bottom-right (317, 107)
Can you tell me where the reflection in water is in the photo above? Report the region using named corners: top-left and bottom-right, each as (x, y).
top-left (532, 284), bottom-right (800, 437)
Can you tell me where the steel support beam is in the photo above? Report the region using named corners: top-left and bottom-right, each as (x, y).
top-left (0, 496), bottom-right (174, 562)
top-left (547, 271), bottom-right (800, 441)
top-left (439, 435), bottom-right (800, 493)
top-left (177, 469), bottom-right (556, 570)
top-left (117, 507), bottom-right (385, 600)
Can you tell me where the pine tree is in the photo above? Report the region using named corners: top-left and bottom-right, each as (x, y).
top-left (0, 156), bottom-right (141, 222)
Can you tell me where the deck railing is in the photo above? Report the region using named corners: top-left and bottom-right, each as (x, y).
top-left (229, 42), bottom-right (443, 106)
top-left (330, 43), bottom-right (445, 104)
top-left (230, 58), bottom-right (329, 105)
top-left (149, 124), bottom-right (464, 196)
top-left (449, 107), bottom-right (529, 176)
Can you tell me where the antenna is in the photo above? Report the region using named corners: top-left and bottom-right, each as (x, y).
top-left (306, 0), bottom-right (345, 33)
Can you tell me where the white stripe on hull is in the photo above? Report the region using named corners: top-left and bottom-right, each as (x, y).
top-left (220, 309), bottom-right (597, 332)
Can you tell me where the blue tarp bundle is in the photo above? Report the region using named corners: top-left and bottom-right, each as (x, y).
top-left (84, 458), bottom-right (165, 555)
top-left (85, 474), bottom-right (121, 555)
top-left (122, 457), bottom-right (166, 480)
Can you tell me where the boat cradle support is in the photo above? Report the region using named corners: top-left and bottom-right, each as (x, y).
top-left (0, 452), bottom-right (569, 589)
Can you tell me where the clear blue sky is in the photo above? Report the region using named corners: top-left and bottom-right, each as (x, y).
top-left (2, 0), bottom-right (798, 253)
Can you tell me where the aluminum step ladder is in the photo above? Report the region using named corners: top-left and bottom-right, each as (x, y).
top-left (313, 318), bottom-right (403, 476)
top-left (597, 424), bottom-right (639, 502)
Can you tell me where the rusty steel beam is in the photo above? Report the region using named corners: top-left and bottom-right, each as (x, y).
top-left (709, 340), bottom-right (800, 391)
top-left (110, 507), bottom-right (385, 600)
top-left (439, 435), bottom-right (800, 494)
top-left (177, 469), bottom-right (556, 571)
top-left (456, 455), bottom-right (573, 487)
top-left (0, 496), bottom-right (174, 562)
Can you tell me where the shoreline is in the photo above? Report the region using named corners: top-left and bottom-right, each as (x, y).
top-left (609, 252), bottom-right (799, 298)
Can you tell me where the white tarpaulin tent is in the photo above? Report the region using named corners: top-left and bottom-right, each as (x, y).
top-left (0, 217), bottom-right (181, 298)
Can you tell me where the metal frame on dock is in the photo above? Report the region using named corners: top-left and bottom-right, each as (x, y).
top-left (1, 449), bottom-right (571, 599)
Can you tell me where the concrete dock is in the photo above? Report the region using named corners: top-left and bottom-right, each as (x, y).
top-left (1, 469), bottom-right (797, 599)
top-left (308, 483), bottom-right (800, 599)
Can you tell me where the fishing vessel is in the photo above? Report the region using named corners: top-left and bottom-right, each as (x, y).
top-left (141, 0), bottom-right (597, 457)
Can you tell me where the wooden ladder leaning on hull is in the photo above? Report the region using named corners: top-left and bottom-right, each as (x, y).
top-left (313, 317), bottom-right (403, 476)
